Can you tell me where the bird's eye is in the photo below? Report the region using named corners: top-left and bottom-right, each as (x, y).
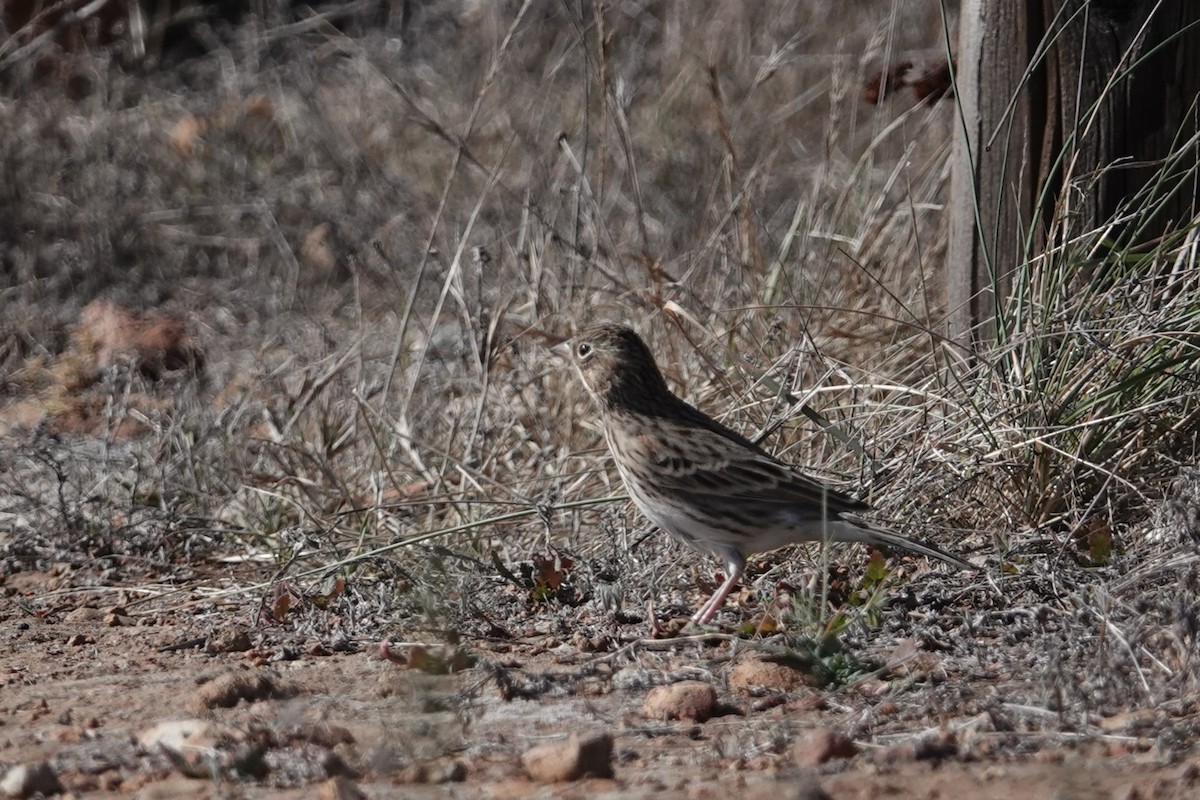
top-left (576, 342), bottom-right (592, 359)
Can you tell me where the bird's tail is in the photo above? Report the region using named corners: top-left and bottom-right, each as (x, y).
top-left (833, 519), bottom-right (972, 570)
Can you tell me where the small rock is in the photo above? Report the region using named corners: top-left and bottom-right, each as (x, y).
top-left (793, 775), bottom-right (835, 800)
top-left (749, 695), bottom-right (788, 713)
top-left (205, 628), bottom-right (253, 654)
top-left (139, 719), bottom-right (217, 752)
top-left (64, 606), bottom-right (105, 623)
top-left (396, 757), bottom-right (466, 784)
top-left (522, 732), bottom-right (614, 783)
top-left (643, 681), bottom-right (718, 722)
top-left (1098, 709), bottom-right (1156, 733)
top-left (855, 679), bottom-right (892, 698)
top-left (896, 730), bottom-right (958, 762)
top-left (303, 724), bottom-right (356, 749)
top-left (318, 775), bottom-right (366, 800)
top-left (139, 719), bottom-right (227, 778)
top-left (793, 728), bottom-right (858, 767)
top-left (1, 762), bottom-right (63, 798)
top-left (728, 654), bottom-right (815, 693)
top-left (191, 670), bottom-right (291, 710)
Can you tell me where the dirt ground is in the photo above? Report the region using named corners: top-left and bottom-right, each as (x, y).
top-left (4, 564), bottom-right (1198, 800)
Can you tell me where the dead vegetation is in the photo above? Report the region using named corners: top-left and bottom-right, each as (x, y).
top-left (3, 0), bottom-right (1200, 796)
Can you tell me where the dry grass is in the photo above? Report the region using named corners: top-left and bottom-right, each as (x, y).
top-left (4, 0), bottom-right (1200, 751)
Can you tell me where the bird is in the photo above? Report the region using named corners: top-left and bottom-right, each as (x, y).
top-left (553, 322), bottom-right (971, 625)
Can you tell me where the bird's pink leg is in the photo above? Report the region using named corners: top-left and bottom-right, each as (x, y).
top-left (690, 563), bottom-right (744, 625)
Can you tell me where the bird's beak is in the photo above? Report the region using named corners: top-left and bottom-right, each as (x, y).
top-left (550, 338), bottom-right (571, 359)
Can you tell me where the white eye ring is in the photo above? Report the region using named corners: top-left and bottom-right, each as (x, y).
top-left (576, 342), bottom-right (593, 359)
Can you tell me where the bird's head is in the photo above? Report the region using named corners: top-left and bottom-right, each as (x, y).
top-left (553, 323), bottom-right (670, 412)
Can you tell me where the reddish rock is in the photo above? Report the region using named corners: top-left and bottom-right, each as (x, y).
top-left (191, 670), bottom-right (291, 711)
top-left (521, 731), bottom-right (614, 783)
top-left (396, 757), bottom-right (466, 784)
top-left (642, 681), bottom-right (718, 722)
top-left (318, 775), bottom-right (366, 800)
top-left (728, 655), bottom-right (816, 693)
top-left (793, 728), bottom-right (859, 767)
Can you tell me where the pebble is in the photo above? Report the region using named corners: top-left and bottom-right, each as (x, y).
top-left (642, 681), bottom-right (718, 722)
top-left (396, 757), bottom-right (466, 784)
top-left (317, 775), bottom-right (366, 800)
top-left (138, 719), bottom-right (218, 752)
top-left (522, 731), bottom-right (614, 783)
top-left (728, 654), bottom-right (815, 693)
top-left (191, 670), bottom-right (290, 710)
top-left (792, 728), bottom-right (859, 767)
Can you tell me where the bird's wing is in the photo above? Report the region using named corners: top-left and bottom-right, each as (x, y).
top-left (629, 402), bottom-right (870, 515)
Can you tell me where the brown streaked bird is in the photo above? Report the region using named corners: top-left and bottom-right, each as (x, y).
top-left (554, 322), bottom-right (970, 625)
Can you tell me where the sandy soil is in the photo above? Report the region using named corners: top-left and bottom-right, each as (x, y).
top-left (3, 567), bottom-right (1196, 800)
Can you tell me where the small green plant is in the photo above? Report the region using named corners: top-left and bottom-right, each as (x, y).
top-left (759, 634), bottom-right (884, 689)
top-left (845, 550), bottom-right (892, 628)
